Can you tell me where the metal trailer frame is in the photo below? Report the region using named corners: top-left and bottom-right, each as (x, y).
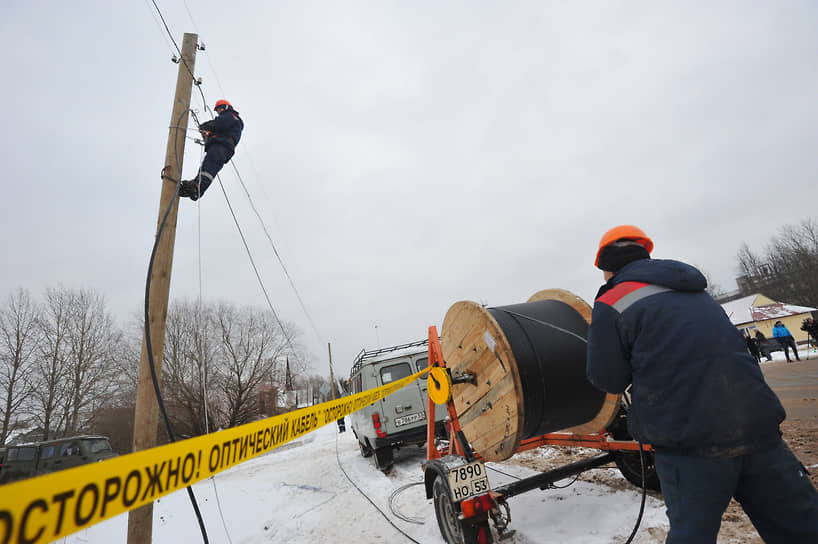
top-left (421, 325), bottom-right (655, 544)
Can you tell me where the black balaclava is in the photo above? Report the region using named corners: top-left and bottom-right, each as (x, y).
top-left (597, 243), bottom-right (650, 273)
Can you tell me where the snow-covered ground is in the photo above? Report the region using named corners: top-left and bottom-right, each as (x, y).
top-left (64, 424), bottom-right (669, 544)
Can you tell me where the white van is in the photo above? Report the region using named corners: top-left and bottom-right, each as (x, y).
top-left (348, 340), bottom-right (447, 471)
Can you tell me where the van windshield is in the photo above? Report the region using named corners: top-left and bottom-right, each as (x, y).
top-left (380, 362), bottom-right (412, 384)
top-left (84, 439), bottom-right (113, 454)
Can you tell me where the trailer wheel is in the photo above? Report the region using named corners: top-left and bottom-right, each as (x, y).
top-left (432, 474), bottom-right (491, 544)
top-left (614, 450), bottom-right (661, 492)
top-left (359, 440), bottom-right (373, 458)
top-left (433, 475), bottom-right (467, 544)
top-left (373, 446), bottom-right (393, 471)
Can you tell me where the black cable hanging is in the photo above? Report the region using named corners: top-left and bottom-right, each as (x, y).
top-left (187, 80), bottom-right (308, 366)
top-left (143, 108), bottom-right (210, 544)
top-left (181, 40), bottom-right (326, 349)
top-left (211, 173), bottom-right (303, 359)
top-left (228, 159), bottom-right (326, 345)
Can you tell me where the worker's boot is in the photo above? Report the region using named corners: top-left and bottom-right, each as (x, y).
top-left (178, 177), bottom-right (202, 201)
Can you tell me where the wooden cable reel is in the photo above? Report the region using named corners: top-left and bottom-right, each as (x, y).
top-left (440, 289), bottom-right (620, 462)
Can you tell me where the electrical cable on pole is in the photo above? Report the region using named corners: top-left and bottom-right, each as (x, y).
top-left (129, 29), bottom-right (210, 541)
top-left (178, 0), bottom-right (328, 349)
top-left (148, 0), bottom-right (208, 112)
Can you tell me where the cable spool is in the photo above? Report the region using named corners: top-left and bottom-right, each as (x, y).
top-left (440, 289), bottom-right (620, 462)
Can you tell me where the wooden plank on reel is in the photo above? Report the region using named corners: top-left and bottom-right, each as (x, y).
top-left (441, 301), bottom-right (525, 461)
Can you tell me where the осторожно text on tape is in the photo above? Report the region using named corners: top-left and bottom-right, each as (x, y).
top-left (0, 366), bottom-right (430, 544)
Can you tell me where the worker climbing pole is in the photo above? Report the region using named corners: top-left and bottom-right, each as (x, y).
top-left (178, 99), bottom-right (244, 201)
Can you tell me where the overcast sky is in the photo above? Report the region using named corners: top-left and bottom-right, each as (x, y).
top-left (2, 1), bottom-right (816, 377)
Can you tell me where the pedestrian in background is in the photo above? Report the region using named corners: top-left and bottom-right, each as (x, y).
top-left (586, 224), bottom-right (818, 543)
top-left (745, 332), bottom-right (761, 364)
top-left (801, 317), bottom-right (818, 352)
top-left (773, 321), bottom-right (800, 362)
top-left (755, 330), bottom-right (774, 361)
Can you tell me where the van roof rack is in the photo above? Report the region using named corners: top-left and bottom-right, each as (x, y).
top-left (350, 339), bottom-right (428, 378)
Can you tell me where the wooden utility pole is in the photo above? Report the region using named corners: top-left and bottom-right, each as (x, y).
top-left (328, 342), bottom-right (336, 399)
top-left (127, 32), bottom-right (198, 544)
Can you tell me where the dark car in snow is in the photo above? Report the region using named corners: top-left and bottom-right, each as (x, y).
top-left (0, 435), bottom-right (117, 484)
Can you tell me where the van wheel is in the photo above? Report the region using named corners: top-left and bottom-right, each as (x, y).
top-left (359, 440), bottom-right (373, 458)
top-left (373, 446), bottom-right (393, 471)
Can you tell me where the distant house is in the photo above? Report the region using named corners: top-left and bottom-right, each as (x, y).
top-left (720, 294), bottom-right (816, 344)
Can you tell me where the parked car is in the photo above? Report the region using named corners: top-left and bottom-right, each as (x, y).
top-left (0, 435), bottom-right (117, 484)
top-left (757, 338), bottom-right (783, 359)
top-left (348, 340), bottom-right (447, 471)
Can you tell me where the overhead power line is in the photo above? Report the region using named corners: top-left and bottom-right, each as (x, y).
top-left (145, 0), bottom-right (325, 360)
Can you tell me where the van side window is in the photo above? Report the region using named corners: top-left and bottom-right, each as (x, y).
top-left (60, 442), bottom-right (80, 457)
top-left (379, 362), bottom-right (411, 385)
top-left (12, 447), bottom-right (36, 461)
top-left (415, 357), bottom-right (428, 373)
top-left (40, 445), bottom-right (57, 459)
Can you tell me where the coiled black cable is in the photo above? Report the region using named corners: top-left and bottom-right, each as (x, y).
top-left (492, 307), bottom-right (648, 543)
top-left (334, 433), bottom-right (423, 544)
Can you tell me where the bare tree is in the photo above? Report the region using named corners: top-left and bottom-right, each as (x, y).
top-left (32, 287), bottom-right (72, 440)
top-left (737, 218), bottom-right (818, 307)
top-left (307, 375), bottom-right (329, 405)
top-left (110, 313), bottom-right (142, 404)
top-left (59, 289), bottom-right (123, 435)
top-left (214, 303), bottom-right (292, 427)
top-left (694, 266), bottom-right (725, 299)
top-left (162, 300), bottom-right (220, 437)
top-left (0, 289), bottom-right (41, 445)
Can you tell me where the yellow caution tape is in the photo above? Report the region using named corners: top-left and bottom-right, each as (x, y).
top-left (0, 366), bottom-right (430, 544)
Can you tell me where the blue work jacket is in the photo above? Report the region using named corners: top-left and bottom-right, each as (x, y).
top-left (200, 108), bottom-right (244, 150)
top-left (586, 258), bottom-right (784, 457)
top-left (772, 323), bottom-right (793, 339)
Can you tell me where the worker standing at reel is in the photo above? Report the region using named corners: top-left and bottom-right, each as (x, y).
top-left (179, 99), bottom-right (244, 201)
top-left (585, 225), bottom-right (818, 543)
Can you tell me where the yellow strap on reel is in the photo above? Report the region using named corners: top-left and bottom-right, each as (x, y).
top-left (427, 366), bottom-right (452, 404)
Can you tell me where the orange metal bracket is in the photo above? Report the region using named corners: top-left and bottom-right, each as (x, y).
top-left (426, 326), bottom-right (469, 460)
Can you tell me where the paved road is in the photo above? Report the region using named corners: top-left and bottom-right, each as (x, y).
top-left (761, 353), bottom-right (818, 421)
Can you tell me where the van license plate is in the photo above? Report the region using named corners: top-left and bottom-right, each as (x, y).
top-left (394, 411), bottom-right (425, 427)
top-left (447, 460), bottom-right (490, 502)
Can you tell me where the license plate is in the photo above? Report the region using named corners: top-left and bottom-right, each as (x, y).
top-left (394, 411), bottom-right (426, 427)
top-left (447, 460), bottom-right (490, 502)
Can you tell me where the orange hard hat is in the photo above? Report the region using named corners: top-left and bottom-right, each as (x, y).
top-left (214, 99), bottom-right (232, 111)
top-left (595, 225), bottom-right (654, 267)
